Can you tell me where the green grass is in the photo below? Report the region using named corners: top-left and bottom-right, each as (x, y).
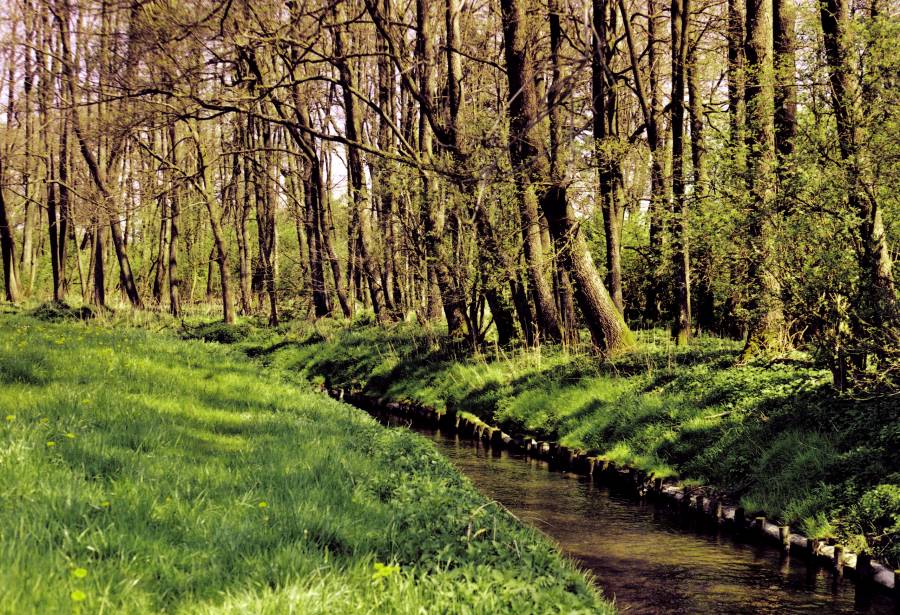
top-left (247, 319), bottom-right (900, 567)
top-left (0, 311), bottom-right (609, 614)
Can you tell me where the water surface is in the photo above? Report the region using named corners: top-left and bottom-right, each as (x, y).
top-left (394, 418), bottom-right (894, 614)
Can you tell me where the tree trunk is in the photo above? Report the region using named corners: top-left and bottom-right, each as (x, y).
top-left (92, 222), bottom-right (106, 307)
top-left (499, 0), bottom-right (632, 354)
top-left (254, 119), bottom-right (279, 325)
top-left (773, 0), bottom-right (797, 160)
top-left (741, 0), bottom-right (785, 358)
top-left (548, 0), bottom-right (578, 345)
top-left (167, 121), bottom-right (181, 317)
top-left (727, 0), bottom-right (746, 152)
top-left (645, 0), bottom-right (666, 324)
top-left (670, 0), bottom-right (692, 345)
top-left (820, 0), bottom-right (896, 324)
top-left (56, 2), bottom-right (142, 308)
top-left (592, 0), bottom-right (625, 315)
top-left (416, 0), bottom-right (467, 334)
top-left (333, 4), bottom-right (391, 324)
top-left (498, 0), bottom-right (562, 343)
top-left (0, 160), bottom-right (19, 302)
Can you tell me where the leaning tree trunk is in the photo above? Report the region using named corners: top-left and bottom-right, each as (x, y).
top-left (498, 0), bottom-right (562, 343)
top-left (56, 3), bottom-right (142, 308)
top-left (499, 0), bottom-right (633, 354)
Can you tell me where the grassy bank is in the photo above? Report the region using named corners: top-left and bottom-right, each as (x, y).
top-left (0, 310), bottom-right (609, 614)
top-left (238, 319), bottom-right (900, 568)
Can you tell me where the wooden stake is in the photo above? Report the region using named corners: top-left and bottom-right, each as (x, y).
top-left (778, 525), bottom-right (790, 551)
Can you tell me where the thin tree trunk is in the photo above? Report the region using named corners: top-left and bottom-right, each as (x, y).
top-left (592, 0), bottom-right (625, 315)
top-left (167, 121), bottom-right (181, 317)
top-left (645, 0), bottom-right (666, 323)
top-left (0, 160), bottom-right (19, 302)
top-left (333, 4), bottom-right (390, 323)
top-left (671, 0), bottom-right (692, 345)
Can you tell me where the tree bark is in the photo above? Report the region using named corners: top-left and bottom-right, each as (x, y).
top-left (773, 0), bottom-right (797, 160)
top-left (592, 0), bottom-right (625, 315)
top-left (0, 159), bottom-right (19, 302)
top-left (645, 0), bottom-right (666, 324)
top-left (499, 0), bottom-right (633, 353)
top-left (333, 4), bottom-right (391, 324)
top-left (820, 0), bottom-right (896, 324)
top-left (671, 0), bottom-right (692, 345)
top-left (498, 0), bottom-right (562, 343)
top-left (416, 0), bottom-right (467, 334)
top-left (167, 121), bottom-right (181, 317)
top-left (741, 0), bottom-right (786, 358)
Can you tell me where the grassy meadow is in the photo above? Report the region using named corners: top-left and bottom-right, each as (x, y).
top-left (0, 309), bottom-right (609, 614)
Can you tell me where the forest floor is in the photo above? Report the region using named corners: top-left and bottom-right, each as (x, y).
top-left (207, 316), bottom-right (900, 569)
top-left (0, 308), bottom-right (609, 614)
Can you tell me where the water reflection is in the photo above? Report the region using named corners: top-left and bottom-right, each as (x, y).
top-left (401, 422), bottom-right (894, 614)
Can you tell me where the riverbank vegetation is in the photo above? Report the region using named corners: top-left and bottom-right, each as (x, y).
top-left (0, 311), bottom-right (609, 613)
top-left (203, 317), bottom-right (897, 569)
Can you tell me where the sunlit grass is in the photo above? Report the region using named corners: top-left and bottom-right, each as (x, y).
top-left (0, 312), bottom-right (609, 614)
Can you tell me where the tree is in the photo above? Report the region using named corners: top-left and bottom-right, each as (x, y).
top-left (741, 0), bottom-right (785, 358)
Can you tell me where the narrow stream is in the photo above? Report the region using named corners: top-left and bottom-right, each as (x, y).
top-left (384, 415), bottom-right (894, 614)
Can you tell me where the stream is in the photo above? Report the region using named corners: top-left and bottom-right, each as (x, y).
top-left (380, 413), bottom-right (895, 614)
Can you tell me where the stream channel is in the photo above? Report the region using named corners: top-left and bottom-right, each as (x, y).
top-left (374, 410), bottom-right (895, 614)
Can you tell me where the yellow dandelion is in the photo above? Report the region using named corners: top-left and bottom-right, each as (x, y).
top-left (258, 501), bottom-right (268, 509)
top-left (46, 441), bottom-right (56, 448)
top-left (65, 432), bottom-right (76, 439)
top-left (70, 590), bottom-right (86, 602)
top-left (5, 415), bottom-right (13, 422)
top-left (72, 567), bottom-right (88, 579)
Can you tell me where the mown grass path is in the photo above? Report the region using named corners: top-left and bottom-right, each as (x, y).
top-left (0, 313), bottom-right (609, 614)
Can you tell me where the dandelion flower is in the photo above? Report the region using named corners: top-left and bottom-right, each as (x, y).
top-left (46, 441), bottom-right (56, 448)
top-left (72, 567), bottom-right (88, 579)
top-left (70, 590), bottom-right (86, 602)
top-left (258, 501), bottom-right (268, 509)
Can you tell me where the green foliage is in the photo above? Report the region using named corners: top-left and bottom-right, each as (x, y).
top-left (0, 314), bottom-right (608, 614)
top-left (839, 484), bottom-right (900, 564)
top-left (182, 321), bottom-right (254, 344)
top-left (31, 301), bottom-right (98, 322)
